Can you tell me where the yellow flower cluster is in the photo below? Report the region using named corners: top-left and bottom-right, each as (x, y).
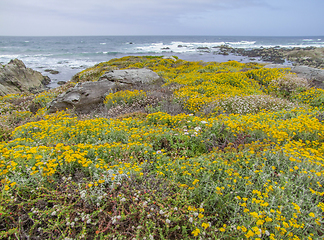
top-left (1, 56), bottom-right (324, 239)
top-left (293, 88), bottom-right (324, 110)
top-left (104, 89), bottom-right (147, 109)
top-left (32, 90), bottom-right (58, 108)
top-left (220, 108), bottom-right (324, 144)
top-left (1, 110), bottom-right (213, 190)
top-left (126, 58), bottom-right (289, 114)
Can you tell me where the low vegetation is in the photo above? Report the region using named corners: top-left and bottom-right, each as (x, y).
top-left (1, 56), bottom-right (324, 239)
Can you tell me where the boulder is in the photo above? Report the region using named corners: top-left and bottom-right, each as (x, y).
top-left (162, 56), bottom-right (177, 61)
top-left (0, 59), bottom-right (50, 96)
top-left (291, 66), bottom-right (324, 89)
top-left (57, 81), bottom-right (67, 86)
top-left (48, 68), bottom-right (161, 113)
top-left (99, 68), bottom-right (160, 84)
top-left (48, 80), bottom-right (117, 113)
top-left (264, 64), bottom-right (324, 89)
top-left (45, 69), bottom-right (60, 74)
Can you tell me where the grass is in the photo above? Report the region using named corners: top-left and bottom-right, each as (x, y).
top-left (0, 56), bottom-right (324, 239)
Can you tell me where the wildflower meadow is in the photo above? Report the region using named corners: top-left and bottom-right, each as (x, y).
top-left (0, 56), bottom-right (323, 239)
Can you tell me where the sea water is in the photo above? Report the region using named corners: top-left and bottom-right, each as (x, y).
top-left (0, 36), bottom-right (323, 87)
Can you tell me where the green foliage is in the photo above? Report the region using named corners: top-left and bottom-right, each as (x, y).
top-left (1, 56), bottom-right (324, 239)
top-left (104, 90), bottom-right (147, 110)
top-left (292, 87), bottom-right (324, 110)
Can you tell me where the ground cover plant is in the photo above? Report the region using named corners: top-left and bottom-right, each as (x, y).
top-left (0, 56), bottom-right (323, 239)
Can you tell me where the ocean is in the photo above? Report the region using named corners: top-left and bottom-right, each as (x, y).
top-left (0, 36), bottom-right (323, 88)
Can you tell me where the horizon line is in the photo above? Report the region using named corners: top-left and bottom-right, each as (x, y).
top-left (1, 34), bottom-right (324, 38)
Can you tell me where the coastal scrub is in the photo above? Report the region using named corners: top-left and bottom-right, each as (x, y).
top-left (0, 56), bottom-right (323, 239)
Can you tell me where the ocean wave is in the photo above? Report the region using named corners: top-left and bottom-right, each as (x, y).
top-left (94, 51), bottom-right (120, 55)
top-left (252, 44), bottom-right (324, 49)
top-left (0, 54), bottom-right (20, 60)
top-left (135, 41), bottom-right (223, 53)
top-left (134, 41), bottom-right (261, 53)
top-left (30, 54), bottom-right (54, 57)
top-left (225, 41), bottom-right (256, 46)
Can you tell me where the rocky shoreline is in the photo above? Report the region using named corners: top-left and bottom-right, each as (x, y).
top-left (214, 45), bottom-right (324, 68)
top-left (1, 46), bottom-right (323, 97)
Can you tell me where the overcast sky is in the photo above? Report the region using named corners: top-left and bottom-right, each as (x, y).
top-left (0, 0), bottom-right (323, 36)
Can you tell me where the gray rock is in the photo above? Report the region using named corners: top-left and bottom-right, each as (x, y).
top-left (162, 56), bottom-right (177, 61)
top-left (291, 66), bottom-right (324, 89)
top-left (99, 68), bottom-right (160, 84)
top-left (264, 64), bottom-right (291, 69)
top-left (264, 64), bottom-right (324, 89)
top-left (48, 68), bottom-right (161, 113)
top-left (45, 69), bottom-right (60, 74)
top-left (48, 80), bottom-right (117, 113)
top-left (57, 81), bottom-right (66, 85)
top-left (0, 59), bottom-right (50, 96)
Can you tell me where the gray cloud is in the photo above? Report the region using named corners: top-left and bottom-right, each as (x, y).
top-left (2, 0), bottom-right (270, 21)
top-left (0, 0), bottom-right (323, 36)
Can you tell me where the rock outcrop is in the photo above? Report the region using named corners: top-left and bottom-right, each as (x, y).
top-left (0, 59), bottom-right (50, 96)
top-left (215, 46), bottom-right (324, 68)
top-left (291, 66), bottom-right (324, 89)
top-left (264, 64), bottom-right (324, 89)
top-left (48, 68), bottom-right (161, 113)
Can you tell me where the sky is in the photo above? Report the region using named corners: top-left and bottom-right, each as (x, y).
top-left (0, 0), bottom-right (323, 36)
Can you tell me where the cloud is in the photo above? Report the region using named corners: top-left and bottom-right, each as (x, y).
top-left (0, 0), bottom-right (323, 36)
top-left (2, 0), bottom-right (271, 23)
